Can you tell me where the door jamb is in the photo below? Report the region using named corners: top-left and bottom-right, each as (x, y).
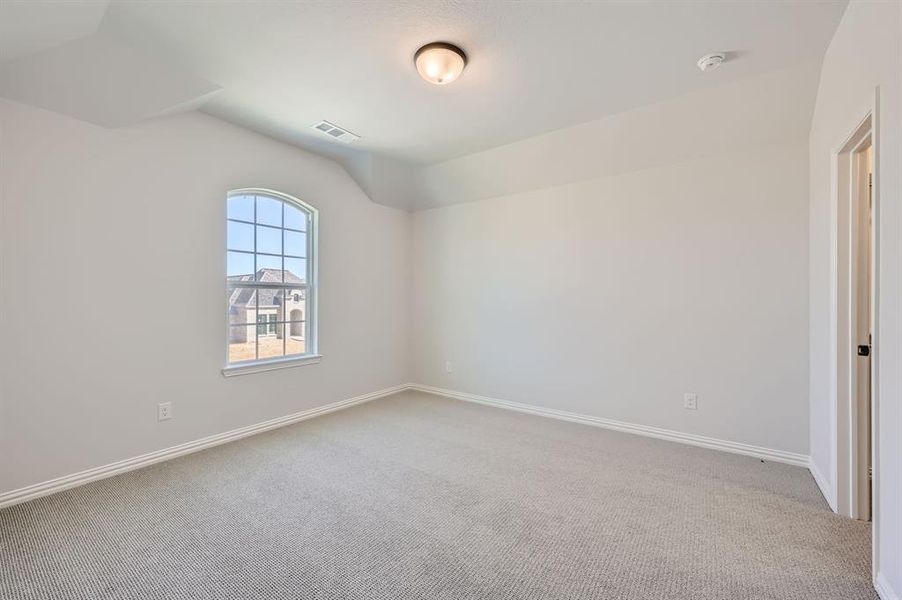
top-left (828, 89), bottom-right (880, 582)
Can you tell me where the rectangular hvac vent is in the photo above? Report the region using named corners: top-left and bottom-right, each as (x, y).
top-left (310, 120), bottom-right (360, 144)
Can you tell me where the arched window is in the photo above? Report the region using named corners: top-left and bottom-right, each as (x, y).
top-left (224, 189), bottom-right (318, 374)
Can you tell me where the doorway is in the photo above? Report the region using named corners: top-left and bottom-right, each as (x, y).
top-left (833, 112), bottom-right (877, 522)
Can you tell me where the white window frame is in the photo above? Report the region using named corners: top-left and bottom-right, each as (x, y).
top-left (222, 188), bottom-right (320, 377)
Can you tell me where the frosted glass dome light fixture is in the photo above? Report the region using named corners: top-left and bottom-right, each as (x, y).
top-left (414, 42), bottom-right (467, 85)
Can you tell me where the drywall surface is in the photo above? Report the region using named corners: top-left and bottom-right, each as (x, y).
top-left (412, 140), bottom-right (809, 455)
top-left (416, 64), bottom-right (820, 209)
top-left (0, 99), bottom-right (411, 494)
top-left (808, 1), bottom-right (902, 595)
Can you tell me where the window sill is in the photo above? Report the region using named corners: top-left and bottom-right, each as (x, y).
top-left (222, 354), bottom-right (322, 377)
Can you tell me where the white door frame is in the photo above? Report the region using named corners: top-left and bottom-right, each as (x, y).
top-left (851, 136), bottom-right (872, 522)
top-left (828, 88), bottom-right (880, 572)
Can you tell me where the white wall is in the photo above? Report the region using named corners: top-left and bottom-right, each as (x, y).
top-left (807, 1), bottom-right (902, 596)
top-left (0, 99), bottom-right (411, 495)
top-left (417, 64), bottom-right (819, 209)
top-left (412, 140), bottom-right (810, 455)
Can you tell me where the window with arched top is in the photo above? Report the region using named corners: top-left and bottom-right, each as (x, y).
top-left (224, 189), bottom-right (319, 375)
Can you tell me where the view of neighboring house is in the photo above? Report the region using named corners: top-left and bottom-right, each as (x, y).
top-left (228, 268), bottom-right (306, 344)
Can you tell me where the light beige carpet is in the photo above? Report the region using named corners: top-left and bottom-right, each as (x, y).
top-left (0, 390), bottom-right (875, 599)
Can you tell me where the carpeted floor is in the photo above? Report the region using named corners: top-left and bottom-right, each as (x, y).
top-left (0, 390), bottom-right (876, 599)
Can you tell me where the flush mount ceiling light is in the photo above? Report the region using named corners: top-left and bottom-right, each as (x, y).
top-left (414, 42), bottom-right (467, 85)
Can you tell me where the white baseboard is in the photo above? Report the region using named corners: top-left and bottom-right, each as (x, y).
top-left (808, 457), bottom-right (837, 511)
top-left (876, 573), bottom-right (900, 600)
top-left (0, 383), bottom-right (411, 510)
top-left (0, 382), bottom-right (814, 509)
top-left (410, 383), bottom-right (810, 467)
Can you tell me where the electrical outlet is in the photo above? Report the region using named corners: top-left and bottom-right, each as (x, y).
top-left (445, 361), bottom-right (453, 373)
top-left (158, 402), bottom-right (173, 421)
top-left (683, 393), bottom-right (698, 410)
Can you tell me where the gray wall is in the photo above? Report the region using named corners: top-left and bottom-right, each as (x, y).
top-left (0, 99), bottom-right (411, 494)
top-left (411, 140), bottom-right (810, 455)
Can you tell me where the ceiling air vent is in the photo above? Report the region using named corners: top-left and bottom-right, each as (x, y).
top-left (310, 120), bottom-right (360, 144)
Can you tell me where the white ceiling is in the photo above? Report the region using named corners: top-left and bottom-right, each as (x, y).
top-left (416, 62), bottom-right (821, 210)
top-left (0, 34), bottom-right (220, 128)
top-left (0, 0), bottom-right (109, 62)
top-left (101, 0), bottom-right (847, 164)
top-left (0, 0), bottom-right (847, 209)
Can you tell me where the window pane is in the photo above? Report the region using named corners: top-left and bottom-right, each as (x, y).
top-left (227, 220), bottom-right (254, 252)
top-left (227, 251), bottom-right (254, 277)
top-left (255, 288), bottom-right (281, 318)
top-left (286, 321), bottom-right (306, 356)
top-left (227, 287), bottom-right (257, 325)
top-left (283, 288), bottom-right (306, 356)
top-left (229, 325), bottom-right (257, 363)
top-left (228, 194), bottom-right (254, 222)
top-left (255, 254), bottom-right (282, 281)
top-left (284, 257), bottom-right (306, 282)
top-left (284, 231), bottom-right (306, 257)
top-left (257, 327), bottom-right (285, 360)
top-left (256, 196), bottom-right (282, 227)
top-left (256, 314), bottom-right (272, 336)
top-left (283, 288), bottom-right (305, 319)
top-left (284, 205), bottom-right (307, 231)
top-left (256, 225), bottom-right (281, 255)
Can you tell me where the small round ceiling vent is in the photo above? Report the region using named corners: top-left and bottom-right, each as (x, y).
top-left (697, 53), bottom-right (726, 72)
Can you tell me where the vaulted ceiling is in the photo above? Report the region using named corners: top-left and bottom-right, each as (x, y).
top-left (0, 0), bottom-right (848, 210)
